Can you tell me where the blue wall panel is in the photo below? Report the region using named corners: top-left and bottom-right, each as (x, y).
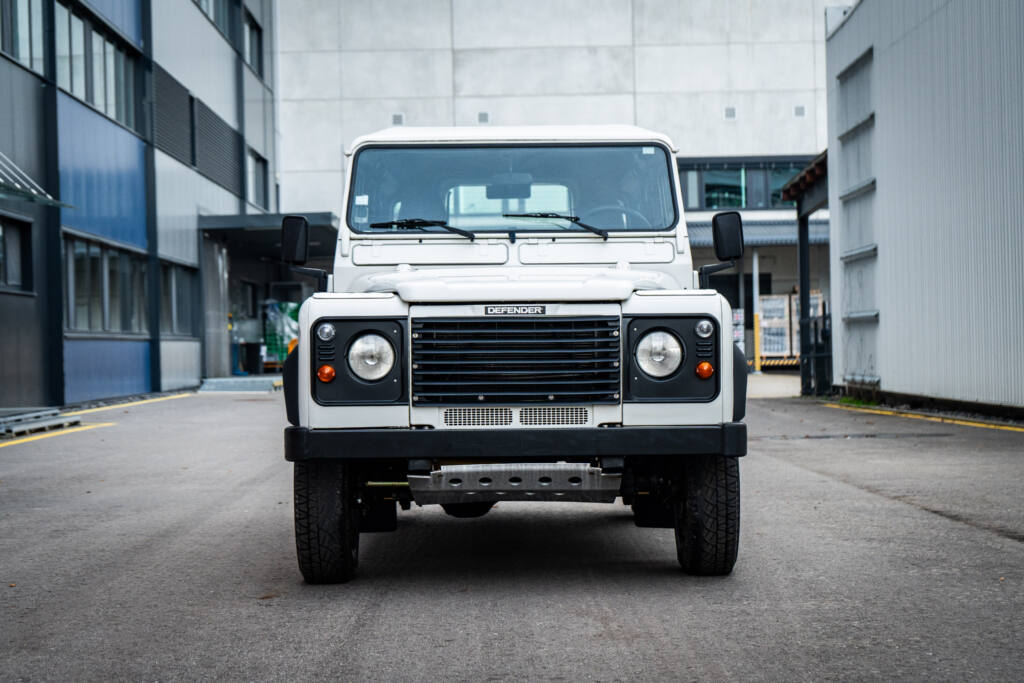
top-left (82, 0), bottom-right (143, 47)
top-left (64, 339), bottom-right (151, 404)
top-left (58, 94), bottom-right (147, 248)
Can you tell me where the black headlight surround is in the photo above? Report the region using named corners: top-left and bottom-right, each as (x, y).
top-left (311, 318), bottom-right (406, 406)
top-left (624, 316), bottom-right (720, 402)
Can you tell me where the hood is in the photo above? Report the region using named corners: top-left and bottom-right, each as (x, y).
top-left (348, 266), bottom-right (682, 302)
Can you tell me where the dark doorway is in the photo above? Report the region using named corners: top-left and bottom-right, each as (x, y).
top-left (709, 273), bottom-right (772, 330)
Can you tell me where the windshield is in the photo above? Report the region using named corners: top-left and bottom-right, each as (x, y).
top-left (347, 144), bottom-right (678, 234)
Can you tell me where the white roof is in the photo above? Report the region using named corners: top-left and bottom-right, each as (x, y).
top-left (347, 125), bottom-right (677, 154)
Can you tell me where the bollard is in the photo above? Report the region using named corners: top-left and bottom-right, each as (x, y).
top-left (753, 312), bottom-right (762, 374)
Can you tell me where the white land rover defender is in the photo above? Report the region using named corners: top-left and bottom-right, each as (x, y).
top-left (281, 125), bottom-right (747, 583)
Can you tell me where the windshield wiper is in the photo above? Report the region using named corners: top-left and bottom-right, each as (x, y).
top-left (369, 218), bottom-right (475, 241)
top-left (502, 212), bottom-right (608, 240)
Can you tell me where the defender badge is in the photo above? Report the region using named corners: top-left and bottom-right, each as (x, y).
top-left (485, 305), bottom-right (546, 315)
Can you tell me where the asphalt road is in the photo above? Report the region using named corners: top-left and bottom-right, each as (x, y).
top-left (1, 392), bottom-right (1022, 681)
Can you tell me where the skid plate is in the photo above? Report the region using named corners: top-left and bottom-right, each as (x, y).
top-left (408, 462), bottom-right (621, 505)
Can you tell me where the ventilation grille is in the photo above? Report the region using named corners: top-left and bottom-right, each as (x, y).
top-left (411, 316), bottom-right (621, 405)
top-left (443, 408), bottom-right (513, 427)
top-left (520, 407), bottom-right (589, 426)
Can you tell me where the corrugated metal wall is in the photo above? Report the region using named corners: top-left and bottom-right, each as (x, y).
top-left (827, 0), bottom-right (1024, 408)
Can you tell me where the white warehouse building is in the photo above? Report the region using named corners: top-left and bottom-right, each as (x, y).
top-left (275, 0), bottom-right (834, 357)
top-left (826, 0), bottom-right (1024, 409)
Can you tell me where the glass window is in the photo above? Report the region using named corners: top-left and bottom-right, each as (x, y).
top-left (3, 222), bottom-right (24, 288)
top-left (769, 166), bottom-right (799, 208)
top-left (745, 168), bottom-right (769, 209)
top-left (30, 0), bottom-right (42, 72)
top-left (349, 145), bottom-right (678, 234)
top-left (104, 37), bottom-right (116, 116)
top-left (70, 14), bottom-right (85, 98)
top-left (160, 264), bottom-right (174, 332)
top-left (174, 267), bottom-right (194, 335)
top-left (55, 3), bottom-right (70, 90)
top-left (106, 250), bottom-right (121, 331)
top-left (703, 169), bottom-right (743, 209)
top-left (244, 13), bottom-right (262, 76)
top-left (684, 170), bottom-right (700, 209)
top-left (90, 31), bottom-right (105, 109)
top-left (72, 239), bottom-right (89, 330)
top-left (115, 48), bottom-right (126, 122)
top-left (129, 258), bottom-right (147, 333)
top-left (87, 242), bottom-right (102, 330)
top-left (15, 0), bottom-right (30, 67)
top-left (246, 150), bottom-right (268, 208)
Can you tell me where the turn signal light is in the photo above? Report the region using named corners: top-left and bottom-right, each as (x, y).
top-left (695, 361), bottom-right (714, 380)
top-left (317, 364), bottom-right (336, 383)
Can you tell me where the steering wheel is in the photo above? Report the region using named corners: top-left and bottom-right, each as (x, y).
top-left (579, 205), bottom-right (653, 229)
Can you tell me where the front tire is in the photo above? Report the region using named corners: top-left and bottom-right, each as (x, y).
top-left (294, 461), bottom-right (359, 584)
top-left (674, 456), bottom-right (740, 576)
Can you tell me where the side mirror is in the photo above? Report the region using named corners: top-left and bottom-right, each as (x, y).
top-left (281, 215), bottom-right (309, 265)
top-left (711, 211), bottom-right (744, 261)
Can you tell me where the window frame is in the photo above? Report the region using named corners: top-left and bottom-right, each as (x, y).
top-left (0, 0), bottom-right (45, 75)
top-left (54, 1), bottom-right (141, 133)
top-left (160, 262), bottom-right (199, 338)
top-left (63, 233), bottom-right (149, 335)
top-left (0, 214), bottom-right (32, 294)
top-left (677, 157), bottom-right (812, 211)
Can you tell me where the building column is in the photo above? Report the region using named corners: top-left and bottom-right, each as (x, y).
top-left (751, 247), bottom-right (761, 374)
top-left (798, 209), bottom-right (811, 395)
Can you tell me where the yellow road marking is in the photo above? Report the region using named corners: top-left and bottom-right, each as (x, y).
top-left (62, 393), bottom-right (191, 416)
top-left (824, 403), bottom-right (1024, 433)
top-left (0, 422), bottom-right (116, 449)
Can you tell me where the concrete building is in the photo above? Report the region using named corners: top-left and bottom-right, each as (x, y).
top-left (276, 0), bottom-right (834, 355)
top-left (826, 0), bottom-right (1024, 409)
top-left (0, 0), bottom-right (281, 409)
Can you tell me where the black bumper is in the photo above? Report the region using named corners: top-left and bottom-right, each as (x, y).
top-left (284, 423), bottom-right (746, 462)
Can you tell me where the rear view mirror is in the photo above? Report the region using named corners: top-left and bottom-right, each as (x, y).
top-left (281, 215), bottom-right (309, 265)
top-left (711, 211), bottom-right (744, 261)
top-left (487, 173), bottom-right (533, 199)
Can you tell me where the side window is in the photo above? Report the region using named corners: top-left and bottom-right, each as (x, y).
top-left (160, 263), bottom-right (198, 336)
top-left (0, 219), bottom-right (29, 291)
top-left (63, 236), bottom-right (148, 333)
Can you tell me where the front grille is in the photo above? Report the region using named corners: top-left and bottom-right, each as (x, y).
top-left (411, 316), bottom-right (621, 405)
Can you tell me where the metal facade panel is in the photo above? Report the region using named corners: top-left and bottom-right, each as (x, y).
top-left (194, 100), bottom-right (243, 197)
top-left (160, 339), bottom-right (201, 390)
top-left (151, 0), bottom-right (238, 128)
top-left (153, 65), bottom-right (193, 167)
top-left (827, 0), bottom-right (1024, 407)
top-left (81, 0), bottom-right (143, 47)
top-left (154, 149), bottom-right (238, 265)
top-left (0, 59), bottom-right (55, 407)
top-left (57, 94), bottom-right (147, 248)
top-left (64, 339), bottom-right (151, 404)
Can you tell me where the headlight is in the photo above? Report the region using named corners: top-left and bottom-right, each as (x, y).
top-left (635, 330), bottom-right (683, 378)
top-left (695, 319), bottom-right (714, 338)
top-left (347, 333), bottom-right (395, 381)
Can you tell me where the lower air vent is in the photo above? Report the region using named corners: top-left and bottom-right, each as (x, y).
top-left (443, 408), bottom-right (514, 427)
top-left (519, 407), bottom-right (590, 426)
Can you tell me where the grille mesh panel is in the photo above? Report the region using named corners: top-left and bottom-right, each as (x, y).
top-left (412, 316), bottom-right (621, 405)
top-left (520, 407), bottom-right (590, 426)
top-left (443, 408), bottom-right (514, 426)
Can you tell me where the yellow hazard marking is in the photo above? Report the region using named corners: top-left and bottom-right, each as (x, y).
top-left (62, 393), bottom-right (191, 416)
top-left (0, 422), bottom-right (116, 449)
top-left (824, 403), bottom-right (1024, 433)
